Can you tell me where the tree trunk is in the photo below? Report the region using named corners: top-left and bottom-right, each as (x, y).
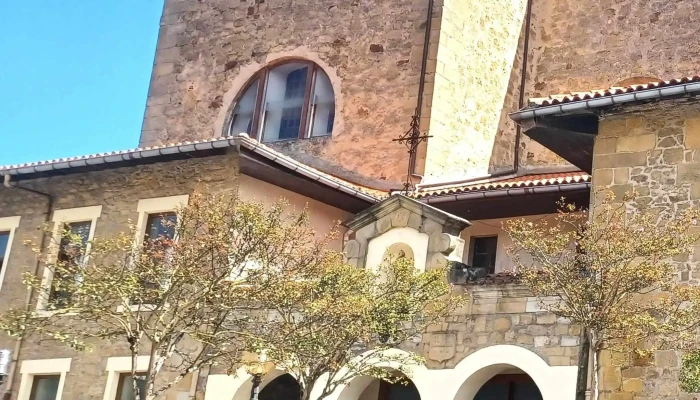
top-left (591, 331), bottom-right (600, 400)
top-left (129, 336), bottom-right (141, 400)
top-left (575, 329), bottom-right (591, 400)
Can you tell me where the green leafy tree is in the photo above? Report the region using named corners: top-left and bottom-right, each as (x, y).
top-left (505, 191), bottom-right (700, 400)
top-left (0, 193), bottom-right (341, 400)
top-left (242, 251), bottom-right (466, 400)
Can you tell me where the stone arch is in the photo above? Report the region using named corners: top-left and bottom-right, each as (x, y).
top-left (215, 46), bottom-right (344, 139)
top-left (325, 349), bottom-right (430, 400)
top-left (447, 345), bottom-right (576, 400)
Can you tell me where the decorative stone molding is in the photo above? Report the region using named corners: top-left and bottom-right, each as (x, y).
top-left (341, 194), bottom-right (470, 271)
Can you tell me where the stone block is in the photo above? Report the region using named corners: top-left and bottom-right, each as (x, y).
top-left (407, 212), bottom-right (422, 230)
top-left (608, 393), bottom-right (633, 400)
top-left (654, 350), bottom-right (678, 367)
top-left (376, 215), bottom-right (392, 234)
top-left (594, 137), bottom-right (618, 155)
top-left (613, 168), bottom-right (629, 185)
top-left (493, 317), bottom-right (511, 331)
top-left (355, 222), bottom-right (377, 243)
top-left (662, 148), bottom-right (684, 164)
top-left (343, 240), bottom-right (361, 258)
top-left (428, 346), bottom-right (455, 362)
top-left (595, 168), bottom-right (613, 186)
top-left (526, 325), bottom-right (549, 336)
top-left (536, 314), bottom-right (556, 325)
top-left (473, 317), bottom-right (487, 332)
top-left (620, 366), bottom-right (643, 379)
top-left (488, 332), bottom-right (504, 343)
top-left (593, 152), bottom-right (647, 169)
top-left (691, 184), bottom-right (700, 200)
top-left (549, 356), bottom-right (570, 366)
top-left (685, 118), bottom-right (700, 149)
top-left (678, 163), bottom-right (700, 182)
top-left (421, 219), bottom-right (442, 235)
top-left (601, 367), bottom-right (622, 390)
top-left (496, 300), bottom-right (526, 314)
top-left (516, 334), bottom-right (533, 345)
top-left (617, 134), bottom-right (655, 152)
top-left (560, 336), bottom-right (579, 347)
top-left (534, 336), bottom-right (550, 347)
top-left (430, 332), bottom-right (456, 347)
top-left (390, 209), bottom-right (410, 228)
top-left (622, 378), bottom-right (644, 393)
top-left (429, 233), bottom-right (451, 253)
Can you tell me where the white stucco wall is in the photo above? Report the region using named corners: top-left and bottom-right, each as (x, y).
top-left (460, 214), bottom-right (565, 273)
top-left (238, 175), bottom-right (351, 250)
top-left (204, 346), bottom-right (577, 400)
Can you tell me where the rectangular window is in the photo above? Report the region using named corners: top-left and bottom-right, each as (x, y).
top-left (144, 212), bottom-right (177, 243)
top-left (470, 236), bottom-right (498, 274)
top-left (49, 221), bottom-right (92, 308)
top-left (0, 231), bottom-right (9, 279)
top-left (115, 373), bottom-right (146, 400)
top-left (0, 216), bottom-right (21, 291)
top-left (28, 375), bottom-right (61, 400)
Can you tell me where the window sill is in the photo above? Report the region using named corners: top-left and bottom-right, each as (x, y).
top-left (33, 309), bottom-right (78, 318)
top-left (116, 303), bottom-right (169, 312)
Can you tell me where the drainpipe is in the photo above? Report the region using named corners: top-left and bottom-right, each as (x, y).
top-left (408, 0), bottom-right (434, 180)
top-left (414, 0), bottom-right (534, 190)
top-left (2, 175), bottom-right (53, 400)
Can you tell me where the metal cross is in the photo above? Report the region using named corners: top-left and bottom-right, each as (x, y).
top-left (393, 110), bottom-right (432, 194)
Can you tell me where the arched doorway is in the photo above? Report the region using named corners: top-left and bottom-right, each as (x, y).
top-left (473, 369), bottom-right (542, 400)
top-left (259, 373), bottom-right (300, 400)
top-left (356, 375), bottom-right (421, 400)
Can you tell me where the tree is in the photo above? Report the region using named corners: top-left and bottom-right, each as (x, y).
top-left (241, 250), bottom-right (466, 400)
top-left (504, 191), bottom-right (700, 400)
top-left (0, 192), bottom-right (341, 400)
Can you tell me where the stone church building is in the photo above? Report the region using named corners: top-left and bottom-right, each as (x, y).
top-left (1, 0), bottom-right (699, 399)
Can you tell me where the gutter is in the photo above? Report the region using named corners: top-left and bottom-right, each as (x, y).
top-left (510, 81), bottom-right (700, 122)
top-left (420, 182), bottom-right (591, 205)
top-left (0, 134), bottom-right (379, 204)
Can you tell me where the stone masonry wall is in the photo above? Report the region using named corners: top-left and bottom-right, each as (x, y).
top-left (421, 0), bottom-right (527, 183)
top-left (592, 102), bottom-right (700, 400)
top-left (419, 285), bottom-right (580, 369)
top-left (140, 0), bottom-right (430, 187)
top-left (0, 152), bottom-right (239, 400)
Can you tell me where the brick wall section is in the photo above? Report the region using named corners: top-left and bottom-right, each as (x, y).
top-left (419, 285), bottom-right (580, 369)
top-left (420, 0), bottom-right (527, 182)
top-left (592, 102), bottom-right (700, 400)
top-left (0, 152), bottom-right (239, 400)
top-left (140, 0), bottom-right (430, 187)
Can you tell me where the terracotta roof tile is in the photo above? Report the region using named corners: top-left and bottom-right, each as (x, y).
top-left (528, 75), bottom-right (700, 107)
top-left (413, 171), bottom-right (591, 199)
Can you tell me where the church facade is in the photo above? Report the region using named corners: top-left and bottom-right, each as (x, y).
top-left (1, 0), bottom-right (700, 399)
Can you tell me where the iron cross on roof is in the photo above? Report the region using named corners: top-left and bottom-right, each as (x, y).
top-left (393, 111), bottom-right (432, 194)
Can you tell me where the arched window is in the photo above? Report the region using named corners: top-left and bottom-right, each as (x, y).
top-left (229, 61), bottom-right (335, 143)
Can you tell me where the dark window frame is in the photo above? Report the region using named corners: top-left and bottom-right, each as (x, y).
top-left (0, 230), bottom-right (10, 275)
top-left (468, 236), bottom-right (498, 274)
top-left (230, 60), bottom-right (334, 142)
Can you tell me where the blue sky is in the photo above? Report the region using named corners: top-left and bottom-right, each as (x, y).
top-left (0, 1), bottom-right (164, 166)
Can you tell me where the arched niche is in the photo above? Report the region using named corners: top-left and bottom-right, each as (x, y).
top-left (366, 228), bottom-right (428, 273)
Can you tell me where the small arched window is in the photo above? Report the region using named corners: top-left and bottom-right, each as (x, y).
top-left (229, 60), bottom-right (335, 143)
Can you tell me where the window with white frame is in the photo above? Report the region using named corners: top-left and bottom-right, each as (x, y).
top-left (17, 358), bottom-right (71, 400)
top-left (0, 216), bottom-right (21, 291)
top-left (120, 195), bottom-right (188, 311)
top-left (38, 206), bottom-right (101, 311)
top-left (102, 356), bottom-right (150, 400)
